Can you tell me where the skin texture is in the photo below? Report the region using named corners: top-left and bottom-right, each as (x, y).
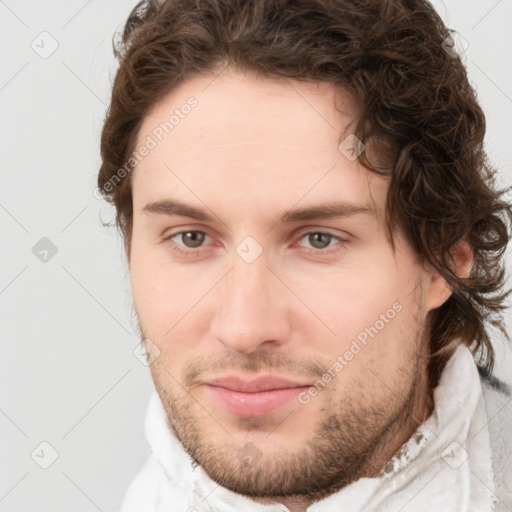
top-left (128, 68), bottom-right (468, 511)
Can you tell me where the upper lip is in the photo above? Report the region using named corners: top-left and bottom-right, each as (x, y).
top-left (205, 375), bottom-right (312, 393)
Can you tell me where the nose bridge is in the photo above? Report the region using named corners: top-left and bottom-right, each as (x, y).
top-left (211, 249), bottom-right (288, 352)
top-left (225, 252), bottom-right (273, 324)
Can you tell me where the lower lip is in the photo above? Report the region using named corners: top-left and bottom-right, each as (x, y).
top-left (205, 385), bottom-right (310, 417)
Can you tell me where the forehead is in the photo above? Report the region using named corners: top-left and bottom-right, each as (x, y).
top-left (140, 68), bottom-right (360, 146)
top-left (131, 69), bottom-right (387, 219)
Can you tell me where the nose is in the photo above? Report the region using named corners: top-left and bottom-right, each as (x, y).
top-left (210, 251), bottom-right (291, 354)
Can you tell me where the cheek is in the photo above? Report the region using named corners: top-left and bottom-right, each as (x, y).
top-left (130, 244), bottom-right (180, 328)
top-left (129, 246), bottom-right (213, 360)
top-left (297, 266), bottom-right (401, 334)
top-left (298, 273), bottom-right (414, 377)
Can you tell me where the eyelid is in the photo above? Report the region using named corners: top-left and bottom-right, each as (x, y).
top-left (294, 226), bottom-right (351, 240)
top-left (164, 223), bottom-right (351, 236)
top-left (162, 224), bottom-right (217, 241)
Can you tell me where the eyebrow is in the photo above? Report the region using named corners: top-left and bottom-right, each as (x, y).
top-left (142, 199), bottom-right (376, 224)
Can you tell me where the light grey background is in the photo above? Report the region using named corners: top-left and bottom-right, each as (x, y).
top-left (1, 1), bottom-right (511, 511)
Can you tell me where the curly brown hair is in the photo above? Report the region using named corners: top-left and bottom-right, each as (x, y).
top-left (98, 0), bottom-right (512, 388)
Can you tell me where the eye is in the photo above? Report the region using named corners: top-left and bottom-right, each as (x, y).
top-left (296, 231), bottom-right (348, 253)
top-left (162, 230), bottom-right (212, 255)
top-left (173, 230), bottom-right (207, 248)
top-left (162, 229), bottom-right (349, 256)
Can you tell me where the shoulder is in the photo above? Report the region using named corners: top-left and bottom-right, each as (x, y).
top-left (477, 366), bottom-right (512, 435)
top-left (478, 366), bottom-right (511, 396)
top-left (477, 366), bottom-right (512, 512)
top-left (477, 364), bottom-right (511, 438)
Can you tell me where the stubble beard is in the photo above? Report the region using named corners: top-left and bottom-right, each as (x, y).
top-left (149, 351), bottom-right (429, 504)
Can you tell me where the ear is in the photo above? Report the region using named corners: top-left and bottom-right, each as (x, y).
top-left (424, 239), bottom-right (473, 311)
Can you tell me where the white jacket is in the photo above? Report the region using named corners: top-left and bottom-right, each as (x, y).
top-left (120, 344), bottom-right (512, 511)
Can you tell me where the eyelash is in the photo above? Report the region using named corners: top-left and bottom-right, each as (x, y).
top-left (161, 229), bottom-right (349, 257)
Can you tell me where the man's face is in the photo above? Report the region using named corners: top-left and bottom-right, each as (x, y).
top-left (129, 69), bottom-right (449, 502)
